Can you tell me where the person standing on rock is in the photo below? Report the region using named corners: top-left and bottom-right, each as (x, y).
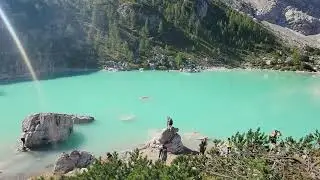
top-left (226, 138), bottom-right (232, 155)
top-left (199, 138), bottom-right (208, 155)
top-left (20, 133), bottom-right (27, 152)
top-left (269, 130), bottom-right (281, 151)
top-left (269, 130), bottom-right (281, 145)
top-left (167, 116), bottom-right (173, 130)
top-left (106, 152), bottom-right (112, 160)
top-left (159, 145), bottom-right (168, 162)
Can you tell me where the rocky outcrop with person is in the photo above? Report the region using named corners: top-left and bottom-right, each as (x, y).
top-left (21, 113), bottom-right (94, 149)
top-left (143, 127), bottom-right (185, 154)
top-left (53, 150), bottom-right (95, 174)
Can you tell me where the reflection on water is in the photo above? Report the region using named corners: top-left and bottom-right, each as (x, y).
top-left (31, 131), bottom-right (85, 153)
top-left (119, 114), bottom-right (136, 121)
top-left (310, 84), bottom-right (320, 98)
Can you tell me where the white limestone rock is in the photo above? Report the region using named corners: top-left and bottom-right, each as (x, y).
top-left (21, 113), bottom-right (74, 149)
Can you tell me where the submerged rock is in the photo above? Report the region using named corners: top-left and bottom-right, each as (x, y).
top-left (54, 151), bottom-right (94, 174)
top-left (71, 115), bottom-right (94, 124)
top-left (21, 113), bottom-right (74, 149)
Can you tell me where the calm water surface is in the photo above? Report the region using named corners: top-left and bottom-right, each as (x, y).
top-left (0, 70), bottom-right (320, 176)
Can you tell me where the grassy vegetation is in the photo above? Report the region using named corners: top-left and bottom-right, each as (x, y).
top-left (38, 128), bottom-right (320, 180)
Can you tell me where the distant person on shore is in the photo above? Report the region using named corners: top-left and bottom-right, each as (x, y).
top-left (167, 116), bottom-right (173, 129)
top-left (159, 145), bottom-right (168, 162)
top-left (226, 138), bottom-right (232, 154)
top-left (20, 136), bottom-right (27, 152)
top-left (269, 130), bottom-right (282, 150)
top-left (106, 152), bottom-right (112, 160)
top-left (199, 138), bottom-right (208, 155)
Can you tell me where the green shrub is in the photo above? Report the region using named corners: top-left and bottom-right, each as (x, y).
top-left (50, 128), bottom-right (320, 180)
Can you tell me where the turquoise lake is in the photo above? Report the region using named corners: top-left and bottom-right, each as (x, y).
top-left (0, 70), bottom-right (320, 176)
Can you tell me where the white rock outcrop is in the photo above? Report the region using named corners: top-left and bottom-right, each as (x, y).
top-left (21, 113), bottom-right (94, 149)
top-left (227, 0), bottom-right (320, 35)
top-left (21, 113), bottom-right (74, 149)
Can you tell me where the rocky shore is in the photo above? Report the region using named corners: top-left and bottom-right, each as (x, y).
top-left (101, 48), bottom-right (320, 74)
top-left (3, 112), bottom-right (318, 179)
top-left (9, 113), bottom-right (211, 179)
top-left (102, 61), bottom-right (320, 74)
top-left (27, 131), bottom-right (210, 179)
top-left (1, 54), bottom-right (320, 84)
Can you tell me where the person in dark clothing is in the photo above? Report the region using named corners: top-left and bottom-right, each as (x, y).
top-left (199, 138), bottom-right (208, 155)
top-left (106, 152), bottom-right (112, 160)
top-left (226, 138), bottom-right (232, 154)
top-left (167, 116), bottom-right (173, 129)
top-left (159, 145), bottom-right (168, 162)
top-left (269, 130), bottom-right (281, 145)
top-left (21, 137), bottom-right (27, 151)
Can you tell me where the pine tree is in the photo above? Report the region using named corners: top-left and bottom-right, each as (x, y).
top-left (175, 52), bottom-right (183, 68)
top-left (139, 39), bottom-right (146, 54)
top-left (158, 20), bottom-right (164, 34)
top-left (292, 48), bottom-right (301, 66)
top-left (142, 18), bottom-right (149, 37)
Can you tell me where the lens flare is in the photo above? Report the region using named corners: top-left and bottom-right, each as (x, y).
top-left (0, 5), bottom-right (38, 81)
top-left (0, 5), bottom-right (46, 109)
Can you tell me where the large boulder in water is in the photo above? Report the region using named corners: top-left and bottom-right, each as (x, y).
top-left (53, 150), bottom-right (95, 174)
top-left (21, 113), bottom-right (74, 149)
top-left (143, 127), bottom-right (185, 154)
top-left (21, 113), bottom-right (95, 149)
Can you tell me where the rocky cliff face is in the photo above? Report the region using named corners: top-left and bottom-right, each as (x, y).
top-left (226, 0), bottom-right (320, 35)
top-left (0, 0), bottom-right (97, 77)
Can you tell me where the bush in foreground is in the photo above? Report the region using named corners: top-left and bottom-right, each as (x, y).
top-left (40, 129), bottom-right (320, 180)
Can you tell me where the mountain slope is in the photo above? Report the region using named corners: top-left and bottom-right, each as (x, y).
top-left (224, 0), bottom-right (320, 36)
top-left (0, 0), bottom-right (319, 80)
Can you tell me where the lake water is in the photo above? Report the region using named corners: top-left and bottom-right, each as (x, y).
top-left (0, 70), bottom-right (320, 177)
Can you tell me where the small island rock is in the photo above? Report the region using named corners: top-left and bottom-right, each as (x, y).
top-left (54, 150), bottom-right (95, 174)
top-left (20, 113), bottom-right (94, 149)
top-left (21, 113), bottom-right (74, 149)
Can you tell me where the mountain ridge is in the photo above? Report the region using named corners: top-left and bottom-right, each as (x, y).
top-left (224, 0), bottom-right (320, 36)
